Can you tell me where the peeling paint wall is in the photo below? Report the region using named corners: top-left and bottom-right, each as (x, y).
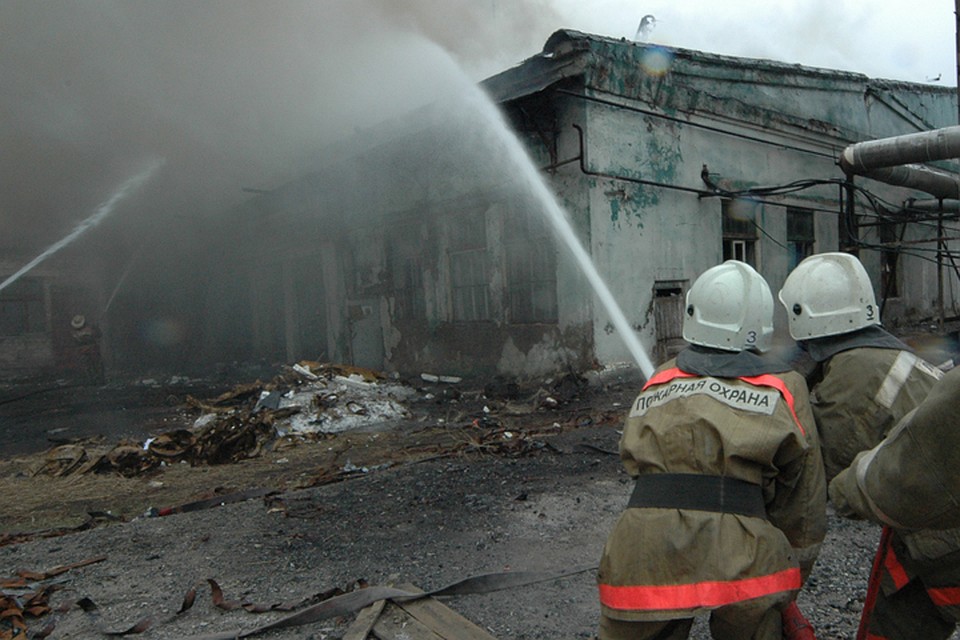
top-left (535, 32), bottom-right (960, 366)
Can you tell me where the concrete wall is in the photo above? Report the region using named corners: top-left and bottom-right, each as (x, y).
top-left (531, 32), bottom-right (960, 367)
top-left (212, 93), bottom-right (598, 381)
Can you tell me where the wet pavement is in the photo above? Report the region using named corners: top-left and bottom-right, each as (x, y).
top-left (0, 378), bottom-right (219, 457)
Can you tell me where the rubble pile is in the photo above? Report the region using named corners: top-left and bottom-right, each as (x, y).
top-left (27, 363), bottom-right (619, 482)
top-left (32, 362), bottom-right (415, 478)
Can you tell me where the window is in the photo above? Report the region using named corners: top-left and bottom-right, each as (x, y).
top-left (388, 224), bottom-right (426, 321)
top-left (722, 200), bottom-right (757, 266)
top-left (450, 212), bottom-right (491, 322)
top-left (504, 213), bottom-right (557, 324)
top-left (787, 208), bottom-right (815, 269)
top-left (653, 281), bottom-right (686, 363)
top-left (0, 277), bottom-right (45, 336)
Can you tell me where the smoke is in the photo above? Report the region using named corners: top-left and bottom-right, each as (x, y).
top-left (1, 0), bottom-right (948, 253)
top-left (0, 0), bottom-right (951, 372)
top-left (0, 0), bottom-right (572, 370)
top-left (550, 0), bottom-right (955, 85)
top-left (0, 1), bottom-right (564, 252)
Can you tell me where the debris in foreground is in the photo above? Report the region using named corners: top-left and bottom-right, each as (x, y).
top-left (344, 583), bottom-right (498, 640)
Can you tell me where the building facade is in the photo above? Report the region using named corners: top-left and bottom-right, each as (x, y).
top-left (195, 30), bottom-right (959, 380)
top-left (8, 30), bottom-right (957, 381)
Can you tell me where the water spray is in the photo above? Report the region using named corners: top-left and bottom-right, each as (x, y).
top-left (0, 159), bottom-right (165, 294)
top-left (102, 251), bottom-right (141, 315)
top-left (456, 85), bottom-right (657, 379)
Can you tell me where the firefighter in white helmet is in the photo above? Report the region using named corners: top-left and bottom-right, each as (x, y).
top-left (778, 251), bottom-right (955, 639)
top-left (598, 260), bottom-right (826, 640)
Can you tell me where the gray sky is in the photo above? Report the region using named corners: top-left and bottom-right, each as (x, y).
top-left (552, 0), bottom-right (957, 85)
top-left (1, 0), bottom-right (956, 255)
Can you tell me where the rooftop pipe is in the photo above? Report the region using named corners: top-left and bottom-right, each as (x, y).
top-left (840, 125), bottom-right (960, 174)
top-left (839, 126), bottom-right (960, 199)
top-left (860, 164), bottom-right (960, 200)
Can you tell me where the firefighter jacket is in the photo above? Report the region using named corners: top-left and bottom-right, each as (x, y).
top-left (598, 347), bottom-right (827, 622)
top-left (812, 329), bottom-right (960, 620)
top-left (805, 328), bottom-right (950, 563)
top-left (830, 365), bottom-right (960, 532)
top-left (803, 326), bottom-right (943, 482)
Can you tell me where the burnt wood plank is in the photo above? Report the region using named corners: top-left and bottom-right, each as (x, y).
top-left (372, 601), bottom-right (445, 640)
top-left (343, 598), bottom-right (386, 640)
top-left (392, 584), bottom-right (498, 640)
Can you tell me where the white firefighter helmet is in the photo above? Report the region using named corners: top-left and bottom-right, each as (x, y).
top-left (778, 252), bottom-right (879, 340)
top-left (682, 260), bottom-right (774, 353)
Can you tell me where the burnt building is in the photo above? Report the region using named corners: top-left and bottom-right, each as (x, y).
top-left (5, 30), bottom-right (959, 381)
top-left (190, 30), bottom-right (959, 381)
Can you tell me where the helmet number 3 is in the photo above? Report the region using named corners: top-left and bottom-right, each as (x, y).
top-left (866, 304), bottom-right (876, 321)
top-left (746, 330), bottom-right (757, 345)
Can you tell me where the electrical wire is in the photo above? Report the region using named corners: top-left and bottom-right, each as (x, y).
top-left (702, 172), bottom-right (960, 270)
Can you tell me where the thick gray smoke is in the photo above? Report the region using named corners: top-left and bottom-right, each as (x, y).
top-left (3, 1), bottom-right (947, 374)
top-left (0, 1), bottom-right (572, 372)
top-left (2, 0), bottom-right (950, 254)
top-left (0, 1), bottom-right (562, 252)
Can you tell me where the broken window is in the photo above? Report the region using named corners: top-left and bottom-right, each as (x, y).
top-left (0, 277), bottom-right (45, 336)
top-left (388, 224), bottom-right (426, 321)
top-left (504, 213), bottom-right (558, 324)
top-left (722, 199), bottom-right (757, 266)
top-left (653, 281), bottom-right (686, 363)
top-left (787, 208), bottom-right (815, 269)
top-left (450, 212), bottom-right (491, 322)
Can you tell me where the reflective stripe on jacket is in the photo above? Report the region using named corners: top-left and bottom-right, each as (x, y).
top-left (811, 347), bottom-right (942, 483)
top-left (599, 568), bottom-right (802, 611)
top-left (822, 346), bottom-right (960, 627)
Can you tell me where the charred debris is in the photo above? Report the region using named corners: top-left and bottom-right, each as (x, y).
top-left (28, 360), bottom-right (631, 481)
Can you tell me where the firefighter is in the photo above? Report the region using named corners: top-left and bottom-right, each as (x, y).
top-left (829, 364), bottom-right (960, 531)
top-left (598, 260), bottom-right (826, 640)
top-left (70, 314), bottom-right (105, 385)
top-left (778, 253), bottom-right (943, 482)
top-left (778, 252), bottom-right (958, 640)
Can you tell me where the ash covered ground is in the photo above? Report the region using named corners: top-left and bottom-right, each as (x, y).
top-left (0, 359), bottom-right (956, 639)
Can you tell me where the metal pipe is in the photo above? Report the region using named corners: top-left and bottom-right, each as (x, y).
top-left (860, 164), bottom-right (960, 200)
top-left (903, 198), bottom-right (960, 212)
top-left (840, 126), bottom-right (960, 174)
top-left (570, 124), bottom-right (710, 196)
